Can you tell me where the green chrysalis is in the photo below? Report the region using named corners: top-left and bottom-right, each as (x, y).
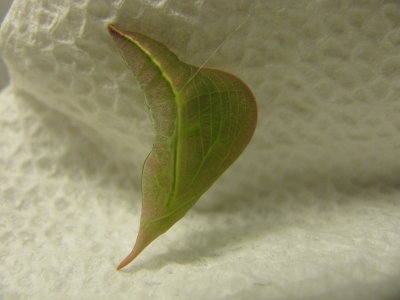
top-left (108, 24), bottom-right (257, 270)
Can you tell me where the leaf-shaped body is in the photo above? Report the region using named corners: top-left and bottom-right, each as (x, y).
top-left (108, 24), bottom-right (257, 270)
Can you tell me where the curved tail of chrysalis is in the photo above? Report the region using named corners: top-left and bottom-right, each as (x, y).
top-left (108, 24), bottom-right (257, 270)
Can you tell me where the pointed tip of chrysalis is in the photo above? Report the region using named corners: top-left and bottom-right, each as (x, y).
top-left (107, 23), bottom-right (115, 32)
top-left (107, 23), bottom-right (121, 35)
top-left (116, 226), bottom-right (161, 270)
top-left (116, 248), bottom-right (140, 270)
top-left (116, 242), bottom-right (146, 271)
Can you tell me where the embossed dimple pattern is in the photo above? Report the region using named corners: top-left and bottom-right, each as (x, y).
top-left (1, 0), bottom-right (400, 299)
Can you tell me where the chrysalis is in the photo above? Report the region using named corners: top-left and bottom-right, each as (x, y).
top-left (108, 24), bottom-right (257, 270)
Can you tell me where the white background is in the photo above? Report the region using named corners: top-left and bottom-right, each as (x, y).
top-left (1, 1), bottom-right (399, 299)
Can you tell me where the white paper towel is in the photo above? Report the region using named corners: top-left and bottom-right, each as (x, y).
top-left (1, 0), bottom-right (400, 299)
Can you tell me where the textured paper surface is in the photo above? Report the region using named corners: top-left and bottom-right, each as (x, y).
top-left (1, 0), bottom-right (400, 299)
